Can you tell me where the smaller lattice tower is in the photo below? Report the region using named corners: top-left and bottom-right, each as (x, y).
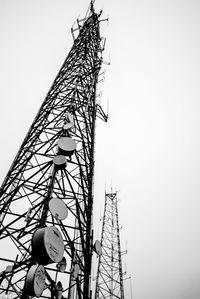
top-left (94, 191), bottom-right (125, 299)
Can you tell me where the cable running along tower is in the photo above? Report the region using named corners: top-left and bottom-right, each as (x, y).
top-left (0, 3), bottom-right (107, 299)
top-left (95, 191), bottom-right (125, 299)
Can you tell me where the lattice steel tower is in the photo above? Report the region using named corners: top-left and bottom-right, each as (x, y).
top-left (95, 191), bottom-right (125, 299)
top-left (0, 2), bottom-right (107, 299)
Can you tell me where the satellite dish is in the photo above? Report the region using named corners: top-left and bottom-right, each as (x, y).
top-left (49, 198), bottom-right (68, 220)
top-left (65, 112), bottom-right (73, 123)
top-left (57, 137), bottom-right (76, 156)
top-left (53, 155), bottom-right (67, 170)
top-left (56, 257), bottom-right (67, 273)
top-left (26, 265), bottom-right (46, 298)
top-left (32, 226), bottom-right (64, 265)
top-left (94, 240), bottom-right (102, 256)
top-left (63, 123), bottom-right (74, 130)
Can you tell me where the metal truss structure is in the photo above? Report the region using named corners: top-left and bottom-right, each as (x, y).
top-left (95, 191), bottom-right (125, 299)
top-left (0, 2), bottom-right (107, 299)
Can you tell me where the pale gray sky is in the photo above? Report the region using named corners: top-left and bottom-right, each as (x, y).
top-left (0, 0), bottom-right (200, 298)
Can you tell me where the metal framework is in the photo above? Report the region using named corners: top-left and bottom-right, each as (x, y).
top-left (0, 2), bottom-right (107, 299)
top-left (95, 191), bottom-right (125, 299)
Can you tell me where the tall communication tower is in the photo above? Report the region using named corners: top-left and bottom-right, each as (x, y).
top-left (0, 2), bottom-right (107, 299)
top-left (95, 191), bottom-right (125, 299)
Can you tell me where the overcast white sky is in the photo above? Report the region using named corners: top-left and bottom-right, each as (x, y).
top-left (1, 0), bottom-right (200, 298)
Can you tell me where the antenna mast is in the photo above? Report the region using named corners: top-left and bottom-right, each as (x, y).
top-left (0, 4), bottom-right (107, 299)
top-left (95, 191), bottom-right (125, 299)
